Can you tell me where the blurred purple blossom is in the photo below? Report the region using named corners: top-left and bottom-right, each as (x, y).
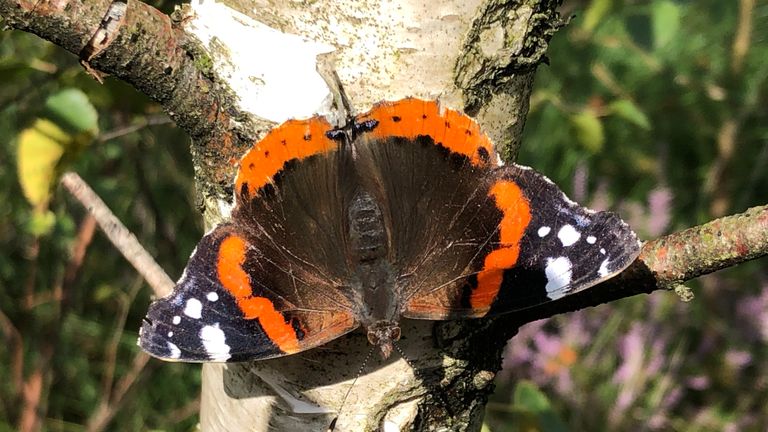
top-left (725, 349), bottom-right (753, 369)
top-left (647, 187), bottom-right (673, 236)
top-left (686, 375), bottom-right (710, 390)
top-left (589, 180), bottom-right (611, 212)
top-left (611, 322), bottom-right (668, 422)
top-left (736, 282), bottom-right (768, 342)
top-left (572, 162), bottom-right (588, 202)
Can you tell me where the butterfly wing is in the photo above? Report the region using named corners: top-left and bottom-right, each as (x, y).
top-left (403, 163), bottom-right (641, 318)
top-left (139, 118), bottom-right (360, 362)
top-left (353, 99), bottom-right (640, 320)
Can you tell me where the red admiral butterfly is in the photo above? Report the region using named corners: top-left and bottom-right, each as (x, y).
top-left (139, 98), bottom-right (641, 362)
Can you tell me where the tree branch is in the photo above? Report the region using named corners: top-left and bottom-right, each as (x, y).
top-left (61, 172), bottom-right (174, 297)
top-left (0, 0), bottom-right (257, 197)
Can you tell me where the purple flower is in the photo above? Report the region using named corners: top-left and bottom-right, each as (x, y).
top-left (725, 350), bottom-right (752, 369)
top-left (647, 187), bottom-right (672, 236)
top-left (736, 283), bottom-right (768, 343)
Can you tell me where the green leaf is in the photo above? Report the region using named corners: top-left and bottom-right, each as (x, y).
top-left (513, 381), bottom-right (570, 432)
top-left (581, 0), bottom-right (614, 33)
top-left (570, 109), bottom-right (605, 153)
top-left (608, 99), bottom-right (651, 130)
top-left (93, 284), bottom-right (117, 303)
top-left (44, 88), bottom-right (99, 135)
top-left (26, 210), bottom-right (57, 236)
top-left (652, 0), bottom-right (681, 50)
top-left (514, 380), bottom-right (553, 412)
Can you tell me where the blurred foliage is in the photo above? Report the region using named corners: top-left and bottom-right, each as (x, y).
top-left (17, 89), bottom-right (99, 235)
top-left (1, 0), bottom-right (200, 430)
top-left (0, 0), bottom-right (765, 431)
top-left (488, 0), bottom-right (768, 431)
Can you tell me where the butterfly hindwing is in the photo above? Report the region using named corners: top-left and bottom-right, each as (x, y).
top-left (140, 225), bottom-right (292, 361)
top-left (483, 164), bottom-right (641, 315)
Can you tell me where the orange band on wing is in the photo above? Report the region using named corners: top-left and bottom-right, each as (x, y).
top-left (470, 181), bottom-right (532, 310)
top-left (235, 117), bottom-right (337, 198)
top-left (357, 98), bottom-right (494, 166)
top-left (217, 235), bottom-right (300, 354)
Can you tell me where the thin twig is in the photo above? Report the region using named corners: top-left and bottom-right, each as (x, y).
top-left (61, 214), bottom-right (98, 301)
top-left (0, 308), bottom-right (24, 395)
top-left (98, 115), bottom-right (172, 142)
top-left (732, 0), bottom-right (754, 74)
top-left (165, 398), bottom-right (201, 424)
top-left (86, 353), bottom-right (153, 432)
top-left (21, 239), bottom-right (39, 309)
top-left (18, 365), bottom-right (45, 432)
top-left (99, 277), bottom-right (144, 408)
top-left (61, 172), bottom-right (174, 297)
top-left (18, 339), bottom-right (56, 432)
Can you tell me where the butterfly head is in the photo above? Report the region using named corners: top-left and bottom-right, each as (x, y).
top-left (366, 321), bottom-right (401, 359)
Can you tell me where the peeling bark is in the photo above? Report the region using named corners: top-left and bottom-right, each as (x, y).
top-left (3, 1), bottom-right (767, 431)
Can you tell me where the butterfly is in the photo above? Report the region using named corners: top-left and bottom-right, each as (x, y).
top-left (139, 98), bottom-right (641, 362)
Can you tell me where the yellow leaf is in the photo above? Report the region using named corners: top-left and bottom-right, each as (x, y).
top-left (17, 119), bottom-right (71, 210)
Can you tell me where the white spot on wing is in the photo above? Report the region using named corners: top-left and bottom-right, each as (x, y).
top-left (168, 331), bottom-right (174, 337)
top-left (544, 257), bottom-right (572, 299)
top-left (167, 342), bottom-right (181, 359)
top-left (557, 225), bottom-right (581, 247)
top-left (586, 235), bottom-right (597, 244)
top-left (201, 324), bottom-right (231, 361)
top-left (184, 298), bottom-right (203, 319)
top-left (600, 248), bottom-right (606, 255)
top-left (172, 315), bottom-right (181, 325)
top-left (537, 226), bottom-right (551, 237)
top-left (598, 258), bottom-right (611, 277)
top-left (207, 292), bottom-right (219, 302)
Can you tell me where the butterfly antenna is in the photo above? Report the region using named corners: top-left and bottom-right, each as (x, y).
top-left (327, 345), bottom-right (376, 432)
top-left (332, 69), bottom-right (354, 121)
top-left (392, 342), bottom-right (453, 418)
